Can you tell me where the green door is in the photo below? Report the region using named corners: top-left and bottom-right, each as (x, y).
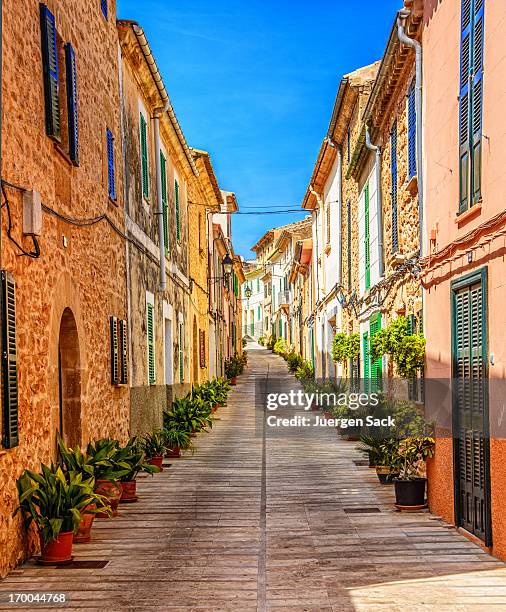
top-left (369, 313), bottom-right (382, 392)
top-left (452, 268), bottom-right (491, 545)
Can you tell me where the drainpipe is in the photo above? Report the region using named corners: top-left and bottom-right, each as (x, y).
top-left (397, 9), bottom-right (424, 256)
top-left (153, 102), bottom-right (169, 291)
top-left (365, 128), bottom-right (385, 277)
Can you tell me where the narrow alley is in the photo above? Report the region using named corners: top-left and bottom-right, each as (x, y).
top-left (2, 346), bottom-right (506, 611)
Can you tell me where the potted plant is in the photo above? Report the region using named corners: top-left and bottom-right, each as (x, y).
top-left (224, 356), bottom-right (240, 384)
top-left (85, 438), bottom-right (130, 517)
top-left (163, 428), bottom-right (192, 458)
top-left (118, 438), bottom-right (159, 502)
top-left (15, 464), bottom-right (108, 563)
top-left (393, 436), bottom-right (435, 508)
top-left (141, 430), bottom-right (168, 470)
top-left (57, 436), bottom-right (118, 537)
top-left (374, 438), bottom-right (401, 484)
top-left (358, 435), bottom-right (384, 468)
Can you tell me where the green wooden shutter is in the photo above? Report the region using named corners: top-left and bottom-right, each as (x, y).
top-left (362, 332), bottom-right (370, 393)
top-left (40, 4), bottom-right (61, 141)
top-left (471, 0), bottom-right (484, 204)
top-left (178, 322), bottom-right (184, 382)
top-left (369, 313), bottom-right (382, 392)
top-left (140, 113), bottom-right (149, 199)
top-left (160, 152), bottom-right (168, 254)
top-left (64, 43), bottom-right (79, 165)
top-left (110, 316), bottom-right (119, 385)
top-left (147, 303), bottom-right (155, 384)
top-left (1, 271), bottom-right (19, 448)
top-left (175, 179), bottom-right (181, 242)
top-left (119, 319), bottom-right (128, 385)
top-left (364, 184), bottom-right (370, 290)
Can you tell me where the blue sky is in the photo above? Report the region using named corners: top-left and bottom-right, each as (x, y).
top-left (117, 0), bottom-right (400, 258)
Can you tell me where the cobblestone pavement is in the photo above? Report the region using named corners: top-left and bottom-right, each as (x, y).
top-left (2, 344), bottom-right (506, 611)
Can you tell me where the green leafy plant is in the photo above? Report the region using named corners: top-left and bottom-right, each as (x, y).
top-left (116, 438), bottom-right (160, 481)
top-left (266, 335), bottom-right (276, 351)
top-left (273, 338), bottom-right (287, 356)
top-left (140, 430), bottom-right (168, 458)
top-left (286, 351), bottom-right (304, 373)
top-left (14, 464), bottom-right (108, 545)
top-left (224, 356), bottom-right (242, 379)
top-left (332, 332), bottom-right (360, 363)
top-left (258, 336), bottom-right (266, 346)
top-left (397, 436), bottom-right (435, 480)
top-left (81, 438), bottom-right (131, 482)
top-left (162, 428), bottom-right (193, 452)
top-left (369, 316), bottom-right (425, 378)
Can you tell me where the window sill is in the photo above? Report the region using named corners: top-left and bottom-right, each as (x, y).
top-left (53, 142), bottom-right (74, 167)
top-left (455, 202), bottom-right (482, 228)
top-left (403, 174), bottom-right (418, 196)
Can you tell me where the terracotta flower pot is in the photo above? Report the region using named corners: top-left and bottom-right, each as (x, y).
top-left (120, 480), bottom-right (138, 503)
top-left (230, 377), bottom-right (237, 385)
top-left (39, 531), bottom-right (73, 564)
top-left (74, 504), bottom-right (96, 543)
top-left (165, 446), bottom-right (180, 458)
top-left (95, 479), bottom-right (122, 517)
top-left (148, 456), bottom-right (164, 470)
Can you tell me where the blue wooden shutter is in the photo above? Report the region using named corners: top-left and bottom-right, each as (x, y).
top-left (175, 179), bottom-right (181, 242)
top-left (459, 0), bottom-right (473, 212)
top-left (407, 83), bottom-right (416, 178)
top-left (471, 0), bottom-right (484, 203)
top-left (40, 5), bottom-right (61, 141)
top-left (347, 200), bottom-right (352, 289)
top-left (119, 319), bottom-right (128, 385)
top-left (64, 43), bottom-right (79, 165)
top-left (364, 184), bottom-right (370, 290)
top-left (391, 122), bottom-right (399, 253)
top-left (147, 303), bottom-right (155, 384)
top-left (160, 152), bottom-right (168, 253)
top-left (1, 272), bottom-right (18, 448)
top-left (106, 129), bottom-right (116, 200)
top-left (101, 0), bottom-right (108, 19)
top-left (110, 316), bottom-right (119, 385)
top-left (140, 113), bottom-right (149, 199)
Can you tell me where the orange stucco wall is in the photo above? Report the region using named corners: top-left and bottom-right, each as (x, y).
top-left (423, 0), bottom-right (506, 559)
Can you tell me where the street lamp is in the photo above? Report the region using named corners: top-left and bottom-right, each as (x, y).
top-left (244, 286), bottom-right (252, 299)
top-left (222, 253), bottom-right (233, 278)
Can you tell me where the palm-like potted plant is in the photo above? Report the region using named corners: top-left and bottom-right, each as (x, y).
top-left (118, 438), bottom-right (160, 502)
top-left (224, 356), bottom-right (241, 384)
top-left (393, 436), bottom-right (435, 507)
top-left (375, 438), bottom-right (401, 484)
top-left (15, 464), bottom-right (108, 563)
top-left (84, 438), bottom-right (131, 517)
top-left (162, 428), bottom-right (192, 458)
top-left (141, 430), bottom-right (168, 470)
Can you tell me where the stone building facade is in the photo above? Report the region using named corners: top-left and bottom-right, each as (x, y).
top-left (348, 6), bottom-right (423, 390)
top-left (0, 0), bottom-right (129, 575)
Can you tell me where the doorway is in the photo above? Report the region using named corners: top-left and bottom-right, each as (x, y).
top-left (58, 308), bottom-right (81, 448)
top-left (451, 268), bottom-right (491, 545)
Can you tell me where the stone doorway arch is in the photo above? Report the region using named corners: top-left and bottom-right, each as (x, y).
top-left (58, 307), bottom-right (82, 448)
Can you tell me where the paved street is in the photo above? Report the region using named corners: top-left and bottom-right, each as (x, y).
top-left (2, 344), bottom-right (506, 611)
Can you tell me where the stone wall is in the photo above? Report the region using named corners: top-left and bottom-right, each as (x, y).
top-left (0, 0), bottom-right (129, 576)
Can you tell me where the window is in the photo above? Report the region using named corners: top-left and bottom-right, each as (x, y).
top-left (106, 129), bottom-right (116, 200)
top-left (1, 271), bottom-right (18, 448)
top-left (146, 299), bottom-right (155, 385)
top-left (110, 316), bottom-right (119, 385)
top-left (40, 5), bottom-right (79, 164)
top-left (391, 122), bottom-right (399, 253)
top-left (100, 0), bottom-right (108, 19)
top-left (140, 112), bottom-right (149, 199)
top-left (407, 83), bottom-right (416, 178)
top-left (160, 151), bottom-right (168, 253)
top-left (175, 179), bottom-right (181, 242)
top-left (459, 0), bottom-right (484, 212)
top-left (364, 184), bottom-right (370, 290)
